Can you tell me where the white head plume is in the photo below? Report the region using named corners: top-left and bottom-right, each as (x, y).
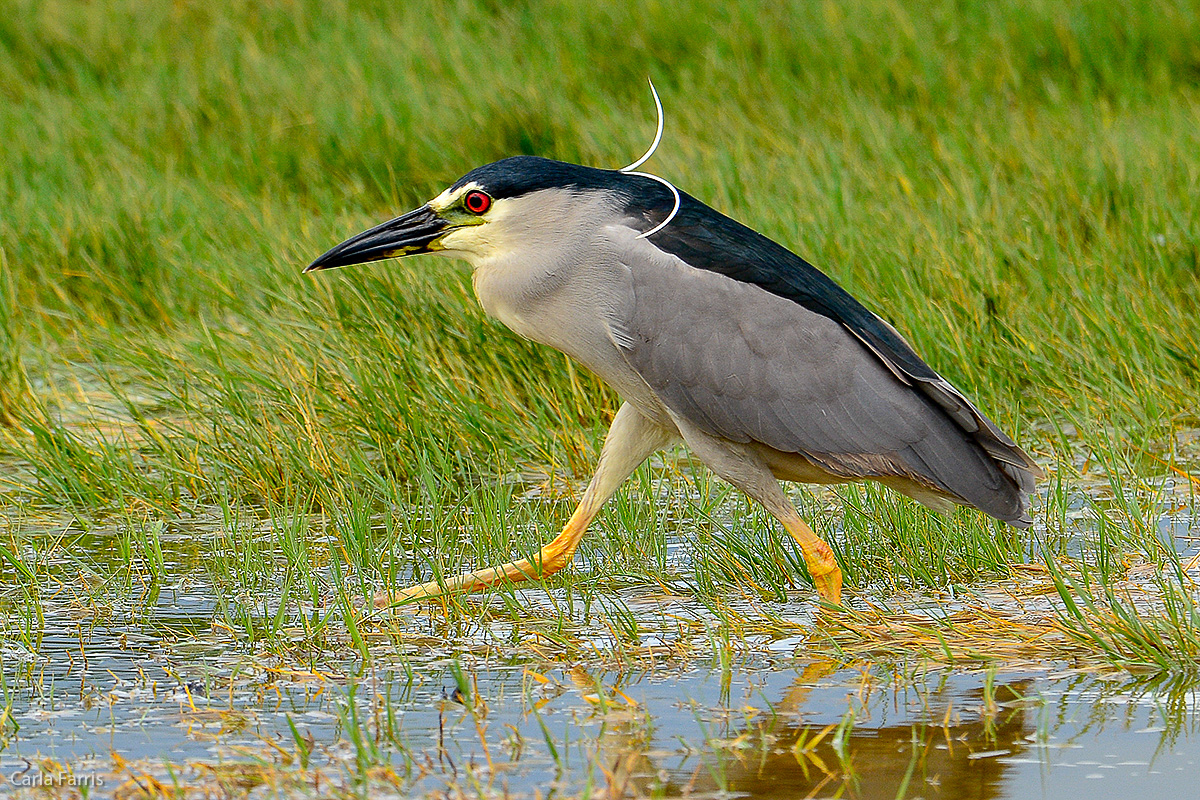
top-left (620, 79), bottom-right (681, 240)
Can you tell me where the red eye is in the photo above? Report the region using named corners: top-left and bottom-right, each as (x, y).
top-left (464, 190), bottom-right (491, 214)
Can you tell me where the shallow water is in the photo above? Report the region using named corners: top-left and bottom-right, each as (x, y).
top-left (3, 628), bottom-right (1199, 798)
top-left (0, 475), bottom-right (1197, 798)
top-left (2, 571), bottom-right (1199, 798)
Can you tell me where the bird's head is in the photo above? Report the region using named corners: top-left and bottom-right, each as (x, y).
top-left (305, 156), bottom-right (672, 273)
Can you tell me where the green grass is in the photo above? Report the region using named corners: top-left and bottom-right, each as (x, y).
top-left (1, 0), bottom-right (1198, 654)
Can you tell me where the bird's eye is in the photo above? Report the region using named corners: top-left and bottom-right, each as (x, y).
top-left (464, 190), bottom-right (492, 215)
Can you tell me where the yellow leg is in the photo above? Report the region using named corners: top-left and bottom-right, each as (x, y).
top-left (660, 413), bottom-right (845, 608)
top-left (375, 403), bottom-right (675, 608)
top-left (779, 511), bottom-right (842, 606)
top-left (375, 500), bottom-right (599, 606)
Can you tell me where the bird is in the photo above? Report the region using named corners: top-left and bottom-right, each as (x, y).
top-left (306, 143), bottom-right (1040, 608)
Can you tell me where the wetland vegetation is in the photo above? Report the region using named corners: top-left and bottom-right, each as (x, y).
top-left (1, 0), bottom-right (1198, 796)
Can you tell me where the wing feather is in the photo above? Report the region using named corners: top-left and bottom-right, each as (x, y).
top-left (619, 240), bottom-right (1033, 524)
top-left (624, 186), bottom-right (1042, 484)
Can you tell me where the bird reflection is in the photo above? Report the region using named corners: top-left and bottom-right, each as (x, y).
top-left (591, 662), bottom-right (1035, 800)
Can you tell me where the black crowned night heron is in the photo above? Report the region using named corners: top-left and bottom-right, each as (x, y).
top-left (307, 154), bottom-right (1041, 607)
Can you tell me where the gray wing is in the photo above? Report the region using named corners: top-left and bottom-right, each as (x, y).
top-left (618, 243), bottom-right (1033, 525)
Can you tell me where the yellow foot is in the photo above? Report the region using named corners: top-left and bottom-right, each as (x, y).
top-left (810, 563), bottom-right (843, 607)
top-left (779, 515), bottom-right (844, 607)
top-left (373, 581), bottom-right (445, 608)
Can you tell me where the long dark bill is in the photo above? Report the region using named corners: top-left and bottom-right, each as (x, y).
top-left (305, 205), bottom-right (448, 272)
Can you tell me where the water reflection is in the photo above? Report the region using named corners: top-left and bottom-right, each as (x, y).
top-left (589, 663), bottom-right (1036, 800)
top-left (2, 521), bottom-right (1199, 798)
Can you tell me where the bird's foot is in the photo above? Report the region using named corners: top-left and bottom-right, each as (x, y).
top-left (373, 581), bottom-right (445, 609)
top-left (778, 515), bottom-right (844, 607)
top-left (809, 561), bottom-right (843, 607)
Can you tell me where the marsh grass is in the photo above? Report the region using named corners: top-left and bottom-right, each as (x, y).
top-left (0, 0), bottom-right (1198, 684)
top-left (1046, 550), bottom-right (1200, 674)
top-left (0, 265), bottom-right (28, 428)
